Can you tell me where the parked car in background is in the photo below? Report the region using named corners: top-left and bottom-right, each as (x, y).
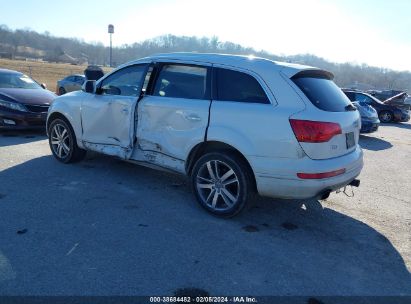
top-left (352, 101), bottom-right (379, 133)
top-left (47, 53), bottom-right (363, 217)
top-left (84, 65), bottom-right (104, 81)
top-left (343, 89), bottom-right (410, 123)
top-left (383, 92), bottom-right (411, 111)
top-left (0, 68), bottom-right (56, 129)
top-left (56, 74), bottom-right (85, 95)
top-left (367, 89), bottom-right (403, 101)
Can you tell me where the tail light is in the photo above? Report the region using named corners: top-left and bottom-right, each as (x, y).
top-left (297, 168), bottom-right (346, 179)
top-left (289, 119), bottom-right (342, 143)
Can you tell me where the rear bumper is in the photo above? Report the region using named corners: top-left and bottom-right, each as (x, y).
top-left (0, 109), bottom-right (47, 130)
top-left (394, 111), bottom-right (410, 122)
top-left (250, 146), bottom-right (364, 199)
top-left (360, 118), bottom-right (379, 133)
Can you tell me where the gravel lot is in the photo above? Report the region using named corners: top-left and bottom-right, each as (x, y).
top-left (0, 123), bottom-right (410, 299)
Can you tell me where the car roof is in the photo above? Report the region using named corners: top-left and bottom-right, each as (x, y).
top-left (343, 89), bottom-right (385, 103)
top-left (343, 89), bottom-right (370, 95)
top-left (0, 68), bottom-right (23, 75)
top-left (66, 74), bottom-right (85, 77)
top-left (123, 52), bottom-right (324, 78)
top-left (343, 89), bottom-right (371, 96)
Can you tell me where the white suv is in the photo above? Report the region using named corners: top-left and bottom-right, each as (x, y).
top-left (47, 53), bottom-right (363, 217)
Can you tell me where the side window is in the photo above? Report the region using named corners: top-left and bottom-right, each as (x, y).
top-left (100, 64), bottom-right (147, 97)
top-left (344, 91), bottom-right (355, 101)
top-left (153, 64), bottom-right (209, 100)
top-left (75, 76), bottom-right (85, 84)
top-left (355, 93), bottom-right (372, 104)
top-left (215, 68), bottom-right (269, 104)
top-left (66, 76), bottom-right (75, 82)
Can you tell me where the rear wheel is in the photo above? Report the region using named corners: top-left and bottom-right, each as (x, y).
top-left (379, 110), bottom-right (393, 123)
top-left (191, 152), bottom-right (254, 217)
top-left (48, 118), bottom-right (86, 163)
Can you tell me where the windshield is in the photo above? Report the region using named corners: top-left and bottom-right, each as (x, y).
top-left (0, 73), bottom-right (42, 89)
top-left (355, 93), bottom-right (384, 104)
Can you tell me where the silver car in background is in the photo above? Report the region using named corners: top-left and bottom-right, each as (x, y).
top-left (47, 53), bottom-right (363, 217)
top-left (56, 74), bottom-right (85, 95)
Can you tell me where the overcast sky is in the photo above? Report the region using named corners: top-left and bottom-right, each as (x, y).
top-left (1, 0), bottom-right (410, 71)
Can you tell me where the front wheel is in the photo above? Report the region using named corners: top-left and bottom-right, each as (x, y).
top-left (48, 118), bottom-right (86, 163)
top-left (379, 110), bottom-right (393, 123)
top-left (191, 152), bottom-right (254, 217)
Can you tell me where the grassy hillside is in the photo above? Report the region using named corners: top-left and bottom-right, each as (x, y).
top-left (0, 59), bottom-right (112, 92)
top-left (2, 26), bottom-right (411, 91)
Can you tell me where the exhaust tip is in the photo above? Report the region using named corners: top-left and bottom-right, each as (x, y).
top-left (321, 191), bottom-right (331, 200)
top-left (349, 179), bottom-right (360, 187)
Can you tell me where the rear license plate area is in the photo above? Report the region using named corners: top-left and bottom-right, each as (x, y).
top-left (346, 132), bottom-right (355, 149)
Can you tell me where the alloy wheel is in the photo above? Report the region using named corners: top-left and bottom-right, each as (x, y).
top-left (196, 160), bottom-right (240, 211)
top-left (50, 123), bottom-right (71, 159)
top-left (380, 111), bottom-right (393, 123)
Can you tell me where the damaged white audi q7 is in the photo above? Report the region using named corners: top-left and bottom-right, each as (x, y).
top-left (47, 53), bottom-right (363, 217)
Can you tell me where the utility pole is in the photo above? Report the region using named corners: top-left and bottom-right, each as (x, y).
top-left (108, 24), bottom-right (114, 67)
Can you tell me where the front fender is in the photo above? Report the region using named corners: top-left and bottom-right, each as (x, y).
top-left (47, 92), bottom-right (84, 148)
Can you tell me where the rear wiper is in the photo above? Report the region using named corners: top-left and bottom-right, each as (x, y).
top-left (345, 104), bottom-right (357, 111)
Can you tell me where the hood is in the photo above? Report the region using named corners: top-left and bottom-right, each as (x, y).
top-left (383, 92), bottom-right (407, 104)
top-left (382, 94), bottom-right (411, 111)
top-left (0, 88), bottom-right (57, 105)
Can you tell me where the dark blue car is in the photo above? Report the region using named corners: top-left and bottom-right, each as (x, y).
top-left (344, 89), bottom-right (410, 123)
top-left (352, 101), bottom-right (380, 133)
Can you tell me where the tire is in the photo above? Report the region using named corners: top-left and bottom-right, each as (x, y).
top-left (48, 118), bottom-right (86, 163)
top-left (379, 110), bottom-right (393, 123)
top-left (191, 152), bottom-right (254, 217)
top-left (59, 87), bottom-right (66, 95)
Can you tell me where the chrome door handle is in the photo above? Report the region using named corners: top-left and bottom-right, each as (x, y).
top-left (122, 108), bottom-right (129, 114)
top-left (185, 114), bottom-right (201, 121)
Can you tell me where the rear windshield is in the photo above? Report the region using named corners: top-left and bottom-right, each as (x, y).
top-left (292, 76), bottom-right (351, 112)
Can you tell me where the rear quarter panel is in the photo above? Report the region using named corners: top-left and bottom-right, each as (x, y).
top-left (207, 66), bottom-right (307, 173)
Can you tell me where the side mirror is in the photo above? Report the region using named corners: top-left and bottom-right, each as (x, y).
top-left (41, 83), bottom-right (47, 89)
top-left (84, 80), bottom-right (96, 94)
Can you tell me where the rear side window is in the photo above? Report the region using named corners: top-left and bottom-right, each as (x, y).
top-left (344, 91), bottom-right (355, 101)
top-left (74, 76), bottom-right (85, 84)
top-left (293, 76), bottom-right (351, 112)
top-left (215, 68), bottom-right (269, 104)
top-left (354, 93), bottom-right (373, 104)
top-left (153, 64), bottom-right (209, 100)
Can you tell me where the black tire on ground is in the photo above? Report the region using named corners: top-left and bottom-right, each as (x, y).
top-left (48, 118), bottom-right (86, 163)
top-left (379, 110), bottom-right (393, 123)
top-left (58, 87), bottom-right (66, 95)
top-left (191, 152), bottom-right (254, 217)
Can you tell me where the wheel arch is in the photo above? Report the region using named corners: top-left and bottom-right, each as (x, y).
top-left (47, 112), bottom-right (69, 131)
top-left (186, 140), bottom-right (257, 191)
top-left (47, 112), bottom-right (87, 163)
top-left (47, 111), bottom-right (83, 148)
